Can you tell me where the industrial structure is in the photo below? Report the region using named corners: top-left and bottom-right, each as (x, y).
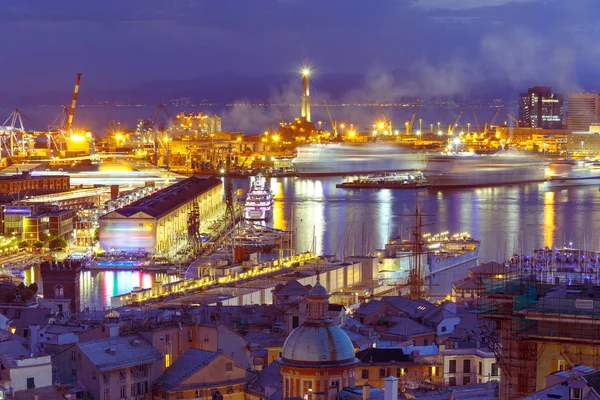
top-left (478, 268), bottom-right (600, 399)
top-left (98, 176), bottom-right (222, 253)
top-left (518, 86), bottom-right (564, 129)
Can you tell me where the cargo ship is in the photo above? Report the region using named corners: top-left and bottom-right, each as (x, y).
top-left (424, 150), bottom-right (546, 188)
top-left (293, 143), bottom-right (427, 177)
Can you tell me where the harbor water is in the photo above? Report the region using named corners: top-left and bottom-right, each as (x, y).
top-left (25, 177), bottom-right (600, 310)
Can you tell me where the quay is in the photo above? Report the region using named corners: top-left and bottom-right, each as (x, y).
top-left (110, 253), bottom-right (391, 308)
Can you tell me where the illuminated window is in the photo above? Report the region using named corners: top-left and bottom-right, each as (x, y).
top-left (165, 354), bottom-right (171, 369)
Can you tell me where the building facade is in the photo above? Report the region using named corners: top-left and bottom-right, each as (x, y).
top-left (0, 172), bottom-right (69, 196)
top-left (99, 176), bottom-right (222, 253)
top-left (519, 87), bottom-right (564, 129)
top-left (567, 93), bottom-right (600, 131)
top-left (75, 336), bottom-right (162, 400)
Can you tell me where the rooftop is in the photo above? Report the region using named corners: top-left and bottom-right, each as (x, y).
top-left (153, 349), bottom-right (219, 391)
top-left (355, 347), bottom-right (410, 364)
top-left (77, 336), bottom-right (162, 371)
top-left (101, 175), bottom-right (221, 219)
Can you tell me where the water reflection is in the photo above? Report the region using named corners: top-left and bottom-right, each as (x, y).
top-left (543, 191), bottom-right (555, 248)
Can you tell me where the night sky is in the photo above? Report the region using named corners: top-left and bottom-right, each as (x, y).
top-left (1, 0), bottom-right (599, 97)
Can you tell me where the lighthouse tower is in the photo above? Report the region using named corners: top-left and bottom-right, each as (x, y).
top-left (301, 68), bottom-right (311, 122)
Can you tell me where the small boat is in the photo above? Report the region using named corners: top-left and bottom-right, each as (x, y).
top-left (244, 174), bottom-right (274, 221)
top-left (336, 173), bottom-right (428, 189)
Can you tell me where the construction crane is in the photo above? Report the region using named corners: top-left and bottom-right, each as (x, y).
top-left (323, 100), bottom-right (338, 139)
top-left (65, 73), bottom-right (82, 134)
top-left (483, 105), bottom-right (504, 136)
top-left (449, 108), bottom-right (464, 135)
top-left (471, 105), bottom-right (481, 134)
top-left (507, 113), bottom-right (520, 127)
top-left (407, 100), bottom-right (420, 134)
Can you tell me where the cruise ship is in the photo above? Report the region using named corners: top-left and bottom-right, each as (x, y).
top-left (424, 150), bottom-right (546, 188)
top-left (293, 143), bottom-right (427, 177)
top-left (244, 175), bottom-right (274, 221)
top-left (546, 160), bottom-right (600, 189)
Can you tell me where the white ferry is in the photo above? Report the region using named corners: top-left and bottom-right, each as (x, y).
top-left (293, 143), bottom-right (427, 177)
top-left (424, 150), bottom-right (546, 188)
top-left (244, 175), bottom-right (274, 221)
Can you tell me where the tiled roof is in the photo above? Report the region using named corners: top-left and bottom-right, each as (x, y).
top-left (153, 349), bottom-right (218, 391)
top-left (355, 347), bottom-right (410, 363)
top-left (77, 336), bottom-right (162, 371)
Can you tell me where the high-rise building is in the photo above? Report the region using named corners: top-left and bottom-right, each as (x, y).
top-left (518, 86), bottom-right (564, 129)
top-left (567, 93), bottom-right (600, 131)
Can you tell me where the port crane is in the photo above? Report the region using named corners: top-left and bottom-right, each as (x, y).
top-left (483, 105), bottom-right (504, 136)
top-left (448, 108), bottom-right (464, 135)
top-left (323, 100), bottom-right (338, 139)
top-left (507, 113), bottom-right (520, 127)
top-left (471, 105), bottom-right (482, 134)
top-left (407, 100), bottom-right (420, 134)
top-left (0, 108), bottom-right (26, 156)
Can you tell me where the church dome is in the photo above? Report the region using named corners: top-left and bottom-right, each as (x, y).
top-left (280, 273), bottom-right (357, 367)
top-left (281, 323), bottom-right (357, 366)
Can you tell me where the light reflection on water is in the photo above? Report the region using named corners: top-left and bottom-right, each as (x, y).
top-left (24, 177), bottom-right (600, 310)
top-left (235, 177), bottom-right (600, 263)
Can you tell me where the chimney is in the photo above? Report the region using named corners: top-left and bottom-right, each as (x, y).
top-left (362, 384), bottom-right (371, 400)
top-left (28, 325), bottom-right (40, 355)
top-left (384, 377), bottom-right (398, 400)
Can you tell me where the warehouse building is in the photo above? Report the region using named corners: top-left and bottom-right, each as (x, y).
top-left (99, 176), bottom-right (222, 253)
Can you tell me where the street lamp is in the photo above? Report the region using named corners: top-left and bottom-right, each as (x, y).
top-left (581, 141), bottom-right (584, 155)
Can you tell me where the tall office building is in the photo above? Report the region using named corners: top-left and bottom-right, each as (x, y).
top-left (518, 86), bottom-right (564, 129)
top-left (567, 93), bottom-right (600, 131)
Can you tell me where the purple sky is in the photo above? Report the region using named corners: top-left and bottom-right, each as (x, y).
top-left (1, 0), bottom-right (599, 96)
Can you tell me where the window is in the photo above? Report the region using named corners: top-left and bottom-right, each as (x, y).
top-left (292, 316), bottom-right (300, 329)
top-left (188, 330), bottom-right (193, 342)
top-left (92, 371), bottom-right (97, 380)
top-left (103, 388), bottom-right (109, 400)
top-left (120, 385), bottom-right (126, 400)
top-left (570, 388), bottom-right (582, 400)
top-left (120, 370), bottom-right (126, 382)
top-left (491, 363), bottom-right (499, 377)
top-left (330, 380), bottom-right (340, 393)
top-left (362, 369), bottom-right (369, 379)
top-left (463, 376), bottom-right (471, 385)
top-left (165, 334), bottom-right (170, 343)
top-left (226, 362), bottom-right (233, 372)
top-left (396, 368), bottom-right (401, 378)
top-left (130, 384), bottom-right (136, 397)
top-left (441, 326), bottom-right (447, 332)
top-left (302, 380), bottom-right (313, 400)
top-left (463, 359), bottom-right (471, 373)
top-left (27, 377), bottom-right (35, 389)
top-left (424, 338), bottom-right (428, 346)
top-left (103, 373), bottom-right (110, 385)
top-left (70, 350), bottom-right (76, 361)
top-left (449, 360), bottom-right (456, 374)
top-left (54, 285), bottom-right (64, 298)
top-left (165, 353), bottom-right (171, 369)
top-left (285, 378), bottom-right (290, 398)
top-left (478, 361), bottom-right (482, 376)
top-left (449, 377), bottom-right (457, 386)
top-left (379, 368), bottom-right (386, 378)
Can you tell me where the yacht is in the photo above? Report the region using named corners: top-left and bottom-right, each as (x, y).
top-left (244, 175), bottom-right (274, 221)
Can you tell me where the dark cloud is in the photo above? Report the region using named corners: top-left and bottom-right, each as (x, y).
top-left (0, 0), bottom-right (598, 97)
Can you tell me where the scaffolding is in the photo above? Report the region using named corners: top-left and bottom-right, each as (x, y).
top-left (477, 265), bottom-right (600, 399)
